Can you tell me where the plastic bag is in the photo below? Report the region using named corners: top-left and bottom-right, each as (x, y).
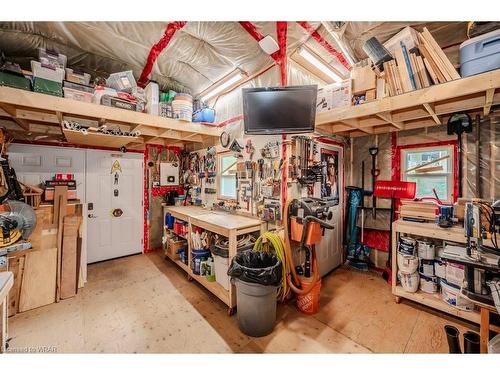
top-left (227, 251), bottom-right (282, 286)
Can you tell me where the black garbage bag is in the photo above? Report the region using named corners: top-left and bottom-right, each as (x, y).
top-left (227, 251), bottom-right (282, 286)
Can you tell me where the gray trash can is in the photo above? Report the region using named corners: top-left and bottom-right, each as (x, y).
top-left (233, 279), bottom-right (278, 337)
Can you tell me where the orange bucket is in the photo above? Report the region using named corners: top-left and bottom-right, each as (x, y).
top-left (290, 217), bottom-right (323, 245)
top-left (295, 277), bottom-right (322, 315)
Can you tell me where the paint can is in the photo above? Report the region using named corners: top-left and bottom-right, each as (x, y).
top-left (397, 252), bottom-right (419, 274)
top-left (420, 275), bottom-right (439, 294)
top-left (398, 236), bottom-right (417, 256)
top-left (398, 270), bottom-right (420, 293)
top-left (419, 259), bottom-right (435, 277)
top-left (417, 240), bottom-right (435, 260)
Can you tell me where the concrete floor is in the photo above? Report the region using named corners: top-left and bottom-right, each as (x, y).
top-left (7, 251), bottom-right (477, 353)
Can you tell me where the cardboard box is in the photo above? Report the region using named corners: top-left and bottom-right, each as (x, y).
top-left (351, 65), bottom-right (376, 95)
top-left (316, 79), bottom-right (352, 113)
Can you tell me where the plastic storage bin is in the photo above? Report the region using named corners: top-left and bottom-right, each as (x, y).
top-left (33, 77), bottom-right (63, 97)
top-left (65, 68), bottom-right (91, 85)
top-left (63, 87), bottom-right (93, 103)
top-left (31, 61), bottom-right (65, 82)
top-left (214, 254), bottom-right (230, 290)
top-left (106, 70), bottom-right (137, 93)
top-left (460, 28), bottom-right (500, 77)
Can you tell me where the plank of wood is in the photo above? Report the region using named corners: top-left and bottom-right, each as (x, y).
top-left (18, 247), bottom-right (57, 312)
top-left (60, 215), bottom-right (80, 299)
top-left (7, 256), bottom-right (25, 317)
top-left (417, 55), bottom-right (431, 88)
top-left (422, 57), bottom-right (439, 85)
top-left (390, 60), bottom-right (403, 95)
top-left (383, 61), bottom-right (396, 96)
top-left (484, 88), bottom-right (495, 116)
top-left (423, 103), bottom-right (441, 125)
top-left (419, 43), bottom-right (448, 83)
top-left (422, 28), bottom-right (461, 80)
top-left (394, 47), bottom-right (413, 93)
top-left (410, 53), bottom-right (422, 90)
top-left (54, 186), bottom-right (68, 302)
top-left (418, 33), bottom-right (453, 82)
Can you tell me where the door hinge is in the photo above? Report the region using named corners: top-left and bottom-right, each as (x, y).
top-left (141, 238), bottom-right (144, 244)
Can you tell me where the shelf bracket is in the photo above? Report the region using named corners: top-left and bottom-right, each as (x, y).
top-left (422, 103), bottom-right (441, 125)
top-left (484, 88), bottom-right (495, 116)
top-left (376, 112), bottom-right (404, 130)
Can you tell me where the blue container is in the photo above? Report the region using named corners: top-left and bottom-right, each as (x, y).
top-left (191, 249), bottom-right (211, 275)
top-left (460, 28), bottom-right (500, 77)
top-left (192, 108), bottom-right (216, 123)
top-left (165, 213), bottom-right (175, 229)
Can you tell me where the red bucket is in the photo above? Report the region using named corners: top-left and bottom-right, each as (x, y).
top-left (296, 277), bottom-right (322, 315)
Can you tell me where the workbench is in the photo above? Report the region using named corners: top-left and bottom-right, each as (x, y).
top-left (163, 205), bottom-right (265, 314)
top-left (0, 272), bottom-right (14, 353)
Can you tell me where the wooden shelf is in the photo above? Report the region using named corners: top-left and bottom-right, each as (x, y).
top-left (316, 69), bottom-right (500, 137)
top-left (393, 286), bottom-right (480, 324)
top-left (62, 129), bottom-right (139, 148)
top-left (394, 219), bottom-right (494, 248)
top-left (390, 220), bottom-right (492, 326)
top-left (0, 86), bottom-right (221, 149)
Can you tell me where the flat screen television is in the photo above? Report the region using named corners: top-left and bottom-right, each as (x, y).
top-left (242, 85), bottom-right (317, 135)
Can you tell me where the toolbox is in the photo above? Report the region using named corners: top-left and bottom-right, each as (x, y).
top-left (460, 28), bottom-right (500, 77)
top-left (100, 94), bottom-right (137, 111)
top-left (63, 87), bottom-right (93, 103)
top-left (63, 80), bottom-right (94, 93)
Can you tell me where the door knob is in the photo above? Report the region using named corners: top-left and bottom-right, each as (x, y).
top-left (88, 213), bottom-right (98, 218)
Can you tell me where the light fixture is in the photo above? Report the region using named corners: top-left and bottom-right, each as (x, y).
top-left (298, 48), bottom-right (342, 82)
top-left (200, 70), bottom-right (245, 103)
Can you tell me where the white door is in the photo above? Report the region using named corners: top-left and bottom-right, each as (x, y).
top-left (86, 150), bottom-right (143, 263)
top-left (315, 145), bottom-right (343, 277)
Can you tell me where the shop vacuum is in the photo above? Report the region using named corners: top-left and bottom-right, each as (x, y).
top-left (284, 197), bottom-right (335, 314)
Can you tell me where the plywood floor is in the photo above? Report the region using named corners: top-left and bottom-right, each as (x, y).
top-left (6, 252), bottom-right (478, 353)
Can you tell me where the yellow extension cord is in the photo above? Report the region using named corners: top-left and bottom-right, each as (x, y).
top-left (252, 230), bottom-right (290, 302)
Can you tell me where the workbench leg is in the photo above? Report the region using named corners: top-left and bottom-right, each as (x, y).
top-left (480, 307), bottom-right (490, 354)
top-left (0, 297), bottom-right (7, 353)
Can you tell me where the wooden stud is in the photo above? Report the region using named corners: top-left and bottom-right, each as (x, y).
top-left (480, 307), bottom-right (489, 353)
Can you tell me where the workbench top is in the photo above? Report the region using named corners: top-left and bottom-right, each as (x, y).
top-left (164, 205), bottom-right (262, 230)
top-left (164, 205), bottom-right (211, 218)
top-left (0, 272), bottom-right (13, 302)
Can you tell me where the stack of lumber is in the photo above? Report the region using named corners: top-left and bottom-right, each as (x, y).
top-left (400, 199), bottom-right (438, 221)
top-left (382, 27), bottom-right (460, 96)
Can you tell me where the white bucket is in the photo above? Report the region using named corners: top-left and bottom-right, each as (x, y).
top-left (419, 259), bottom-right (435, 277)
top-left (397, 252), bottom-right (419, 274)
top-left (420, 275), bottom-right (439, 294)
top-left (214, 254), bottom-right (230, 291)
top-left (417, 241), bottom-right (435, 260)
top-left (398, 270), bottom-right (420, 293)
